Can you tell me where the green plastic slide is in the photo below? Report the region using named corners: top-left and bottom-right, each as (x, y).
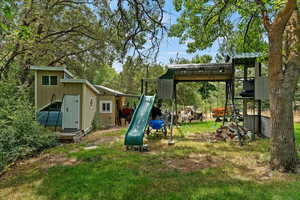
top-left (124, 94), bottom-right (155, 146)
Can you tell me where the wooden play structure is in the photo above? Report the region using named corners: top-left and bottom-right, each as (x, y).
top-left (140, 53), bottom-right (269, 144)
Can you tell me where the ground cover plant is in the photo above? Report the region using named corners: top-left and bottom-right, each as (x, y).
top-left (0, 78), bottom-right (57, 172)
top-left (0, 122), bottom-right (299, 200)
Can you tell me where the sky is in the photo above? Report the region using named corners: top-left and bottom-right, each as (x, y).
top-left (113, 1), bottom-right (220, 72)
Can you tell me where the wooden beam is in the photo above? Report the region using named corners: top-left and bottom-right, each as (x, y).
top-left (175, 74), bottom-right (233, 81)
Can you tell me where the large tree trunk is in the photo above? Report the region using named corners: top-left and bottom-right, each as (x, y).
top-left (268, 8), bottom-right (300, 172)
top-left (269, 73), bottom-right (298, 172)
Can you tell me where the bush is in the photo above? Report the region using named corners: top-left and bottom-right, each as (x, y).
top-left (0, 78), bottom-right (57, 172)
top-left (92, 116), bottom-right (104, 130)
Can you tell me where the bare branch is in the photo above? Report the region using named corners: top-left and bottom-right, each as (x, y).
top-left (255, 0), bottom-right (272, 31)
top-left (243, 14), bottom-right (255, 50)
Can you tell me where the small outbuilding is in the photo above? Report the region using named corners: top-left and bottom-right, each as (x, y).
top-left (30, 66), bottom-right (136, 140)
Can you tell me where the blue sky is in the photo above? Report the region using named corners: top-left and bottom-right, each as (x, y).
top-left (113, 1), bottom-right (220, 72)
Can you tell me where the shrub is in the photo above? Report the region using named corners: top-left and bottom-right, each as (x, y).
top-left (0, 77), bottom-right (57, 172)
top-left (92, 116), bottom-right (104, 130)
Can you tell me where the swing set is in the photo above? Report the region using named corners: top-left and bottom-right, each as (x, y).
top-left (130, 53), bottom-right (266, 148)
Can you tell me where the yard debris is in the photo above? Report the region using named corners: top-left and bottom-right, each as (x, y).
top-left (215, 122), bottom-right (253, 143)
top-left (84, 146), bottom-right (98, 150)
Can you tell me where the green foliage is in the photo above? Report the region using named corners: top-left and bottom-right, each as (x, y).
top-left (0, 0), bottom-right (165, 83)
top-left (192, 54), bottom-right (212, 64)
top-left (92, 116), bottom-right (105, 130)
top-left (93, 64), bottom-right (120, 88)
top-left (0, 77), bottom-right (57, 171)
top-left (198, 82), bottom-right (217, 99)
top-left (119, 56), bottom-right (166, 95)
top-left (169, 54), bottom-right (222, 110)
top-left (169, 0), bottom-right (283, 55)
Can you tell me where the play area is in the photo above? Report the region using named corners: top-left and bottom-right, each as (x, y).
top-left (30, 53), bottom-right (269, 148)
top-left (124, 53), bottom-right (269, 150)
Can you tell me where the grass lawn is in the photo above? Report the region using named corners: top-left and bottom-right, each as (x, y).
top-left (1, 122), bottom-right (300, 200)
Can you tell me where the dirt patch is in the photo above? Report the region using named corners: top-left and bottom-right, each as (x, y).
top-left (86, 135), bottom-right (122, 146)
top-left (84, 128), bottom-right (122, 142)
top-left (226, 155), bottom-right (299, 182)
top-left (185, 132), bottom-right (215, 142)
top-left (1, 153), bottom-right (80, 180)
top-left (38, 154), bottom-right (80, 168)
top-left (143, 139), bottom-right (172, 155)
top-left (163, 153), bottom-right (224, 172)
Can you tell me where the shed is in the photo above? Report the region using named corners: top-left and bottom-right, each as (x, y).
top-left (31, 66), bottom-right (99, 135)
top-left (30, 66), bottom-right (138, 140)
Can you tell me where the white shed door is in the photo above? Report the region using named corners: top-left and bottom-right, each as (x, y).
top-left (62, 95), bottom-right (80, 130)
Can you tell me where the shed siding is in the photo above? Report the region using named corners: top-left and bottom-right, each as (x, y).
top-left (96, 95), bottom-right (116, 128)
top-left (35, 70), bottom-right (84, 129)
top-left (35, 69), bottom-right (119, 131)
top-left (82, 84), bottom-right (97, 131)
top-left (35, 70), bottom-right (65, 110)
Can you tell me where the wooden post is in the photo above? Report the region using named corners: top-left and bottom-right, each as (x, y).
top-left (257, 62), bottom-right (262, 136)
top-left (169, 98), bottom-right (175, 145)
top-left (223, 81), bottom-right (229, 125)
top-left (258, 100), bottom-right (262, 136)
top-left (243, 100), bottom-right (248, 119)
top-left (174, 81), bottom-right (178, 117)
top-left (141, 79), bottom-right (144, 95)
top-left (243, 66), bottom-right (248, 120)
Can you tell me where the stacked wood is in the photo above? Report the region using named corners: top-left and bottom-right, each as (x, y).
top-left (215, 123), bottom-right (250, 142)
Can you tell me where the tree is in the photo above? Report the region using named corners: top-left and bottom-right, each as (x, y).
top-left (0, 0), bottom-right (166, 83)
top-left (170, 0), bottom-right (300, 172)
top-left (93, 64), bottom-right (121, 89)
top-left (0, 1), bottom-right (119, 82)
top-left (119, 56), bottom-right (166, 95)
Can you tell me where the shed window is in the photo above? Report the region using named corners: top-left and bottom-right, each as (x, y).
top-left (100, 101), bottom-right (112, 113)
top-left (42, 76), bottom-right (49, 85)
top-left (42, 75), bottom-right (58, 85)
top-left (50, 76), bottom-right (57, 85)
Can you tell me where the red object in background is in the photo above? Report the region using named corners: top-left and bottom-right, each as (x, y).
top-left (122, 108), bottom-right (131, 116)
top-left (212, 107), bottom-right (231, 118)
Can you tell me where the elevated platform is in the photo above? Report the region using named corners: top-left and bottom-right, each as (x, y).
top-left (160, 63), bottom-right (233, 82)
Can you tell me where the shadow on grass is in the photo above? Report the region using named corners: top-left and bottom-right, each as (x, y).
top-left (2, 123), bottom-right (300, 200)
top-left (1, 138), bottom-right (300, 200)
top-left (33, 162), bottom-right (300, 200)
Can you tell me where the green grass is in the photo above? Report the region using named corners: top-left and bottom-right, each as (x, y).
top-left (175, 121), bottom-right (221, 137)
top-left (1, 122), bottom-right (300, 200)
top-left (294, 123), bottom-right (300, 146)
